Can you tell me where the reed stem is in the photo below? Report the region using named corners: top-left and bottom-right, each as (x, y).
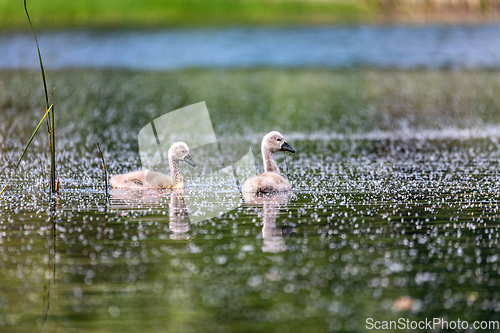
top-left (24, 0), bottom-right (57, 195)
top-left (97, 143), bottom-right (108, 199)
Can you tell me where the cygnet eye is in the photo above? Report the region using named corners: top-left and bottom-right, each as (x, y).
top-left (181, 149), bottom-right (186, 153)
top-left (276, 138), bottom-right (282, 142)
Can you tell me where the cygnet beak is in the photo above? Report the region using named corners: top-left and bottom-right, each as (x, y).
top-left (281, 141), bottom-right (295, 154)
top-left (184, 155), bottom-right (197, 168)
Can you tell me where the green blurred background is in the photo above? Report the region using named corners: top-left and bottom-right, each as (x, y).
top-left (0, 0), bottom-right (498, 30)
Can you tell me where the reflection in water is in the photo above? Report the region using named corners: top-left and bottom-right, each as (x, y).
top-left (110, 187), bottom-right (168, 203)
top-left (40, 200), bottom-right (58, 332)
top-left (244, 191), bottom-right (291, 253)
top-left (109, 188), bottom-right (191, 240)
top-left (169, 190), bottom-right (190, 240)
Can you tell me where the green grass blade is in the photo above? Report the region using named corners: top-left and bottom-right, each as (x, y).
top-left (51, 105), bottom-right (55, 192)
top-left (0, 104), bottom-right (53, 196)
top-left (24, 0), bottom-right (56, 194)
top-left (24, 0), bottom-right (49, 108)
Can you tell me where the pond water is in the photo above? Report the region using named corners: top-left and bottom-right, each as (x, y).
top-left (1, 67), bottom-right (500, 332)
top-left (1, 24), bottom-right (500, 69)
top-left (2, 131), bottom-right (500, 332)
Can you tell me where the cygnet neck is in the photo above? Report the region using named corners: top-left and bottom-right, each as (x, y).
top-left (262, 143), bottom-right (279, 173)
top-left (169, 152), bottom-right (183, 185)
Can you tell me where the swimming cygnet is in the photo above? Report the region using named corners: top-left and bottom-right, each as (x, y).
top-left (241, 131), bottom-right (295, 193)
top-left (110, 142), bottom-right (196, 189)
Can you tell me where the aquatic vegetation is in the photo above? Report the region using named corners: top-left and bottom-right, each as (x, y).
top-left (24, 0), bottom-right (57, 195)
top-left (0, 0), bottom-right (57, 196)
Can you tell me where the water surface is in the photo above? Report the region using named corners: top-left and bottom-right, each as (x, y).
top-left (1, 24), bottom-right (500, 69)
top-left (1, 69), bottom-right (500, 332)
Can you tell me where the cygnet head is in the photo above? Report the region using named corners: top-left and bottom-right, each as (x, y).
top-left (262, 131), bottom-right (295, 154)
top-left (168, 142), bottom-right (196, 167)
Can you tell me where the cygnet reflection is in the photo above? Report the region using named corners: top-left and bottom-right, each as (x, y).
top-left (243, 191), bottom-right (292, 253)
top-left (169, 190), bottom-right (190, 240)
top-left (110, 187), bottom-right (168, 205)
top-left (110, 188), bottom-right (191, 240)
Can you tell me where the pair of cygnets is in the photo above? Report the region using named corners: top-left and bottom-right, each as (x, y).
top-left (110, 131), bottom-right (296, 194)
